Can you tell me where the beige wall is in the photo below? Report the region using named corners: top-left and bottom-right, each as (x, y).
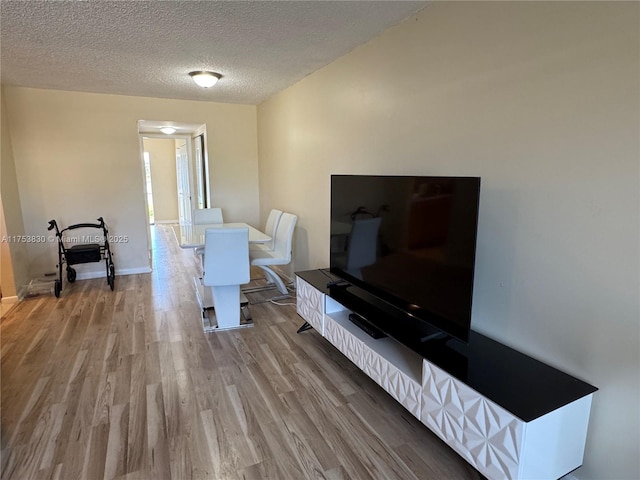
top-left (3, 87), bottom-right (259, 277)
top-left (257, 2), bottom-right (639, 479)
top-left (142, 137), bottom-right (179, 222)
top-left (0, 197), bottom-right (16, 298)
top-left (0, 88), bottom-right (29, 296)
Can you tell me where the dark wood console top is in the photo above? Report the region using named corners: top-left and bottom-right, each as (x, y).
top-left (296, 269), bottom-right (597, 422)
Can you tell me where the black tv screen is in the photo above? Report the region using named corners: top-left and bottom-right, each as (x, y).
top-left (330, 175), bottom-right (481, 343)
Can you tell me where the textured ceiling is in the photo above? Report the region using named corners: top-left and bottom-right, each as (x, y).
top-left (1, 1), bottom-right (427, 105)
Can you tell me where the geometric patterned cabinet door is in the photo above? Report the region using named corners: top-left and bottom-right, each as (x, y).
top-left (421, 361), bottom-right (524, 480)
top-left (362, 345), bottom-right (422, 418)
top-left (296, 277), bottom-right (325, 335)
top-left (323, 315), bottom-right (365, 370)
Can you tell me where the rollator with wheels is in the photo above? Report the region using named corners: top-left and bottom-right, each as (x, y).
top-left (47, 217), bottom-right (115, 298)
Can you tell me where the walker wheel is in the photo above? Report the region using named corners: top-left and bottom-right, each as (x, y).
top-left (54, 280), bottom-right (61, 298)
top-left (67, 268), bottom-right (77, 283)
top-left (108, 263), bottom-right (115, 291)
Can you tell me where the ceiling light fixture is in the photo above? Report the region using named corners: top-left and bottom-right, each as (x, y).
top-left (160, 127), bottom-right (176, 135)
top-left (189, 71), bottom-right (222, 88)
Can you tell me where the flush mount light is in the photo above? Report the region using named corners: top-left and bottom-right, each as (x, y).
top-left (189, 71), bottom-right (222, 88)
top-left (160, 127), bottom-right (176, 135)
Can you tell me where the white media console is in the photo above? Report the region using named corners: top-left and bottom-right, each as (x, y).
top-left (296, 270), bottom-right (597, 480)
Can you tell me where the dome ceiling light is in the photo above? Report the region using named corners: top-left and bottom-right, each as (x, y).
top-left (189, 71), bottom-right (222, 88)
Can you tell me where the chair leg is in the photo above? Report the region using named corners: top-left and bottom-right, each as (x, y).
top-left (210, 285), bottom-right (241, 329)
top-left (258, 266), bottom-right (288, 294)
top-left (241, 305), bottom-right (252, 322)
top-left (240, 292), bottom-right (252, 321)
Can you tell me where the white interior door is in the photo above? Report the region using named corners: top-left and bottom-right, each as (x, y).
top-left (176, 143), bottom-right (192, 225)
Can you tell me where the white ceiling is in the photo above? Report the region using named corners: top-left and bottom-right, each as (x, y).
top-left (1, 1), bottom-right (427, 105)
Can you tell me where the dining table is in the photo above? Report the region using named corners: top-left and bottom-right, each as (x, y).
top-left (171, 222), bottom-right (271, 332)
top-left (172, 222), bottom-right (271, 249)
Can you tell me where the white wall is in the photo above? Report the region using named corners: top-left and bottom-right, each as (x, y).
top-left (257, 2), bottom-right (639, 479)
top-left (3, 87), bottom-right (259, 278)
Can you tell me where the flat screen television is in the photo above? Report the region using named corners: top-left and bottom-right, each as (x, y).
top-left (329, 175), bottom-right (481, 344)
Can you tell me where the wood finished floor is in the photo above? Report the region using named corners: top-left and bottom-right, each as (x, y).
top-left (1, 225), bottom-right (483, 480)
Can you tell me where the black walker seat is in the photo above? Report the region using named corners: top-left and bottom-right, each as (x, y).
top-left (47, 217), bottom-right (115, 297)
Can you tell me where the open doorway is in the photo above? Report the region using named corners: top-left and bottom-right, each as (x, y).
top-left (137, 120), bottom-right (211, 264)
top-left (142, 137), bottom-right (181, 225)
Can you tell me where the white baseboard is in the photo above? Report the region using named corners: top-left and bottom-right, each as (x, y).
top-left (153, 220), bottom-right (178, 224)
top-left (118, 266), bottom-right (152, 276)
top-left (75, 266), bottom-right (152, 281)
top-left (0, 295), bottom-right (19, 304)
top-left (75, 271), bottom-right (105, 281)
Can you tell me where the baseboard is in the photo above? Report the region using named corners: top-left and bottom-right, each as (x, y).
top-left (153, 220), bottom-right (178, 224)
top-left (118, 266), bottom-right (152, 276)
top-left (75, 266), bottom-right (152, 280)
top-left (0, 295), bottom-right (19, 304)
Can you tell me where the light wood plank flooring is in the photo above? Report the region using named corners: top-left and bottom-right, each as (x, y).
top-left (1, 225), bottom-right (483, 479)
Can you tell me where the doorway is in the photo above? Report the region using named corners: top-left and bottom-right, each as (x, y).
top-left (137, 121), bottom-right (210, 267)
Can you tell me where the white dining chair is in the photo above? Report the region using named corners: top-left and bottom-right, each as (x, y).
top-left (202, 227), bottom-right (250, 329)
top-left (194, 207), bottom-right (224, 265)
top-left (193, 207), bottom-right (223, 225)
top-left (250, 208), bottom-right (282, 253)
top-left (249, 212), bottom-right (297, 295)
